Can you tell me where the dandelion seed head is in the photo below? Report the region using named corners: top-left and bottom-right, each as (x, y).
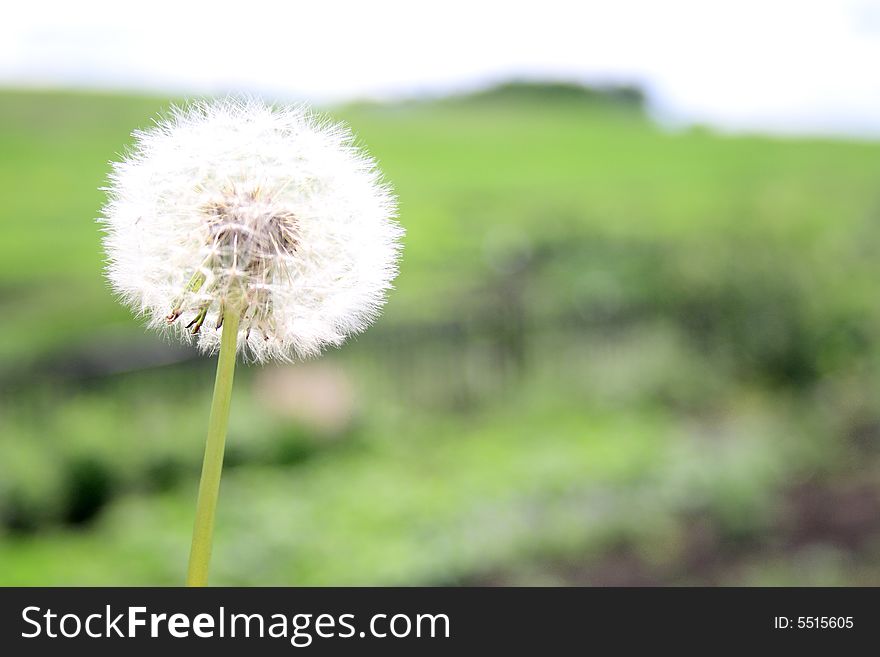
top-left (100, 98), bottom-right (403, 362)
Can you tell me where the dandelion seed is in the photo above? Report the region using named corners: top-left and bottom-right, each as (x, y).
top-left (98, 98), bottom-right (403, 585)
top-left (100, 97), bottom-right (403, 363)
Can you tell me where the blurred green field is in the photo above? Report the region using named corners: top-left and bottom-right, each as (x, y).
top-left (1, 86), bottom-right (880, 585)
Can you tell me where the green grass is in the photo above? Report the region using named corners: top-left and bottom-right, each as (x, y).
top-left (3, 89), bottom-right (879, 363)
top-left (0, 381), bottom-right (802, 585)
top-left (2, 87), bottom-right (880, 585)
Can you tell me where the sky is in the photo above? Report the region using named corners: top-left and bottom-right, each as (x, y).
top-left (2, 0), bottom-right (880, 136)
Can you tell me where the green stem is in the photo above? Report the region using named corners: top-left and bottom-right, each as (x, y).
top-left (186, 307), bottom-right (241, 586)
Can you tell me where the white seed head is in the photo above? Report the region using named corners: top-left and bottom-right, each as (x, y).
top-left (100, 98), bottom-right (403, 362)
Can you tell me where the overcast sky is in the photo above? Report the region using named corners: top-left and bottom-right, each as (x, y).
top-left (2, 0), bottom-right (880, 136)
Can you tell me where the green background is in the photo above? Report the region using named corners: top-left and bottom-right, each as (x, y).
top-left (1, 84), bottom-right (879, 585)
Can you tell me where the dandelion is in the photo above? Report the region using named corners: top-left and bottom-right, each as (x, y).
top-left (100, 98), bottom-right (402, 585)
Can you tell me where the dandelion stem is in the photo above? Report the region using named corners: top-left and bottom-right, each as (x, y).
top-left (186, 306), bottom-right (240, 586)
